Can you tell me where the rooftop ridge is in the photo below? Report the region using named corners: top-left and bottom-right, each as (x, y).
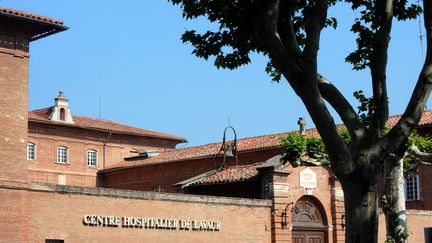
top-left (0, 7), bottom-right (63, 25)
top-left (101, 109), bottom-right (432, 172)
top-left (28, 107), bottom-right (187, 142)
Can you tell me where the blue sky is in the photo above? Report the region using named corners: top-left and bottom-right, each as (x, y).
top-left (1, 0), bottom-right (428, 147)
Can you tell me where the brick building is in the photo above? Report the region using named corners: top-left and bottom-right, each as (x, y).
top-left (0, 8), bottom-right (271, 243)
top-left (99, 115), bottom-right (432, 242)
top-left (0, 6), bottom-right (431, 243)
top-left (27, 91), bottom-right (186, 187)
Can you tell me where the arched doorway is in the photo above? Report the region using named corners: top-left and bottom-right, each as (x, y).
top-left (291, 196), bottom-right (327, 243)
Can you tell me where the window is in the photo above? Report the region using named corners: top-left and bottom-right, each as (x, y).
top-left (27, 143), bottom-right (36, 160)
top-left (59, 108), bottom-right (65, 121)
top-left (405, 174), bottom-right (420, 201)
top-left (57, 147), bottom-right (68, 163)
top-left (87, 150), bottom-right (97, 167)
top-left (153, 185), bottom-right (163, 193)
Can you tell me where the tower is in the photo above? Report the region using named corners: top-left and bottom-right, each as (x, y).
top-left (0, 8), bottom-right (67, 182)
top-left (0, 8), bottom-right (67, 242)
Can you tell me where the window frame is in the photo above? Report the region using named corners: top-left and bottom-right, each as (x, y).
top-left (404, 174), bottom-right (420, 201)
top-left (59, 108), bottom-right (66, 121)
top-left (153, 185), bottom-right (163, 193)
top-left (87, 150), bottom-right (98, 167)
top-left (56, 146), bottom-right (68, 164)
top-left (27, 142), bottom-right (36, 160)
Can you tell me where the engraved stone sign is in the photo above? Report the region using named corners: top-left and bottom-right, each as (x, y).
top-left (299, 168), bottom-right (317, 189)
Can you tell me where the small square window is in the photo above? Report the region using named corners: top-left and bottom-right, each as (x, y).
top-left (87, 150), bottom-right (97, 167)
top-left (27, 143), bottom-right (36, 160)
top-left (57, 147), bottom-right (68, 164)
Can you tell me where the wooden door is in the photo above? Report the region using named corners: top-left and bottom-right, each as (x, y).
top-left (292, 196), bottom-right (327, 243)
top-left (292, 231), bottom-right (324, 243)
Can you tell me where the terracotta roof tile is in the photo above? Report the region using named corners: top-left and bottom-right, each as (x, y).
top-left (102, 129), bottom-right (318, 171)
top-left (102, 110), bottom-right (432, 172)
top-left (186, 164), bottom-right (260, 187)
top-left (386, 109), bottom-right (432, 128)
top-left (28, 107), bottom-right (186, 142)
top-left (0, 7), bottom-right (64, 25)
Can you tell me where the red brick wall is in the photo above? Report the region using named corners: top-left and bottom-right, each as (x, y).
top-left (0, 186), bottom-right (29, 243)
top-left (406, 163), bottom-right (432, 210)
top-left (269, 165), bottom-right (342, 243)
top-left (0, 27), bottom-right (31, 242)
top-left (0, 30), bottom-right (29, 182)
top-left (378, 210), bottom-right (432, 242)
top-left (102, 148), bottom-right (281, 192)
top-left (23, 183), bottom-right (272, 243)
top-left (27, 122), bottom-right (180, 187)
top-left (186, 181), bottom-right (262, 198)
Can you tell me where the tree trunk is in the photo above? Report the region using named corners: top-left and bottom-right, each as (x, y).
top-left (383, 156), bottom-right (407, 243)
top-left (341, 173), bottom-right (379, 243)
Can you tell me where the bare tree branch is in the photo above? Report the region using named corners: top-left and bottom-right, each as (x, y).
top-left (274, 1), bottom-right (364, 141)
top-left (368, 0), bottom-right (394, 140)
top-left (259, 0), bottom-right (355, 177)
top-left (303, 0), bottom-right (328, 83)
top-left (376, 0), bottom-right (432, 161)
top-left (277, 6), bottom-right (364, 143)
top-left (407, 145), bottom-right (432, 164)
top-left (298, 0), bottom-right (356, 177)
top-left (278, 5), bottom-right (303, 62)
top-left (258, 0), bottom-right (303, 89)
top-left (317, 75), bottom-right (366, 149)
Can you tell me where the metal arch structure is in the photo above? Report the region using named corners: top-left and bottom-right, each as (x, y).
top-left (216, 126), bottom-right (239, 169)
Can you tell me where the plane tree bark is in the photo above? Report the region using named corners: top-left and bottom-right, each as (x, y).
top-left (383, 143), bottom-right (432, 243)
top-left (169, 0), bottom-right (432, 242)
top-left (382, 151), bottom-right (407, 243)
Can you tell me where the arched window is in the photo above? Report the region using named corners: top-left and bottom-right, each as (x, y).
top-left (59, 108), bottom-right (65, 121)
top-left (57, 146), bottom-right (68, 163)
top-left (87, 150), bottom-right (97, 167)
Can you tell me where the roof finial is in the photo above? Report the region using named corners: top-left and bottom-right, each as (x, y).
top-left (298, 117), bottom-right (306, 135)
top-left (55, 90), bottom-right (68, 101)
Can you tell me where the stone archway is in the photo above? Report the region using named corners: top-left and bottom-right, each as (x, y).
top-left (291, 196), bottom-right (327, 243)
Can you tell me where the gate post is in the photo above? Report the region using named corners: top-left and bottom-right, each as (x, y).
top-left (259, 163), bottom-right (292, 243)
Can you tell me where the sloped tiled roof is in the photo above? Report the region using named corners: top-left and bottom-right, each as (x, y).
top-left (178, 164), bottom-right (261, 187)
top-left (0, 7), bottom-right (67, 41)
top-left (28, 107), bottom-right (186, 142)
top-left (102, 128), bottom-right (319, 171)
top-left (386, 109), bottom-right (432, 128)
top-left (101, 110), bottom-right (432, 172)
top-left (0, 7), bottom-right (64, 25)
